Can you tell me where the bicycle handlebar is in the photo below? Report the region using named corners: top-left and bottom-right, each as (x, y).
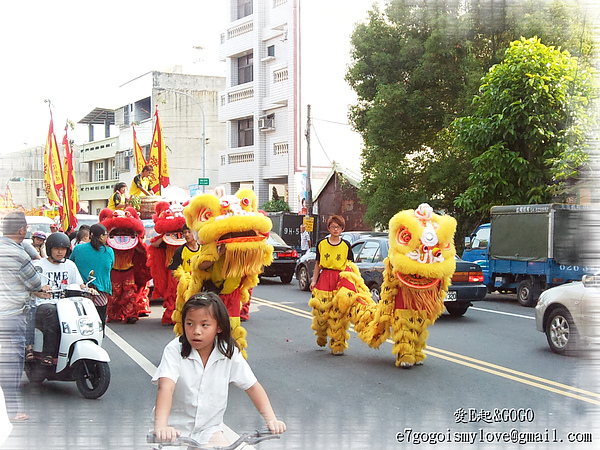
top-left (146, 427), bottom-right (281, 450)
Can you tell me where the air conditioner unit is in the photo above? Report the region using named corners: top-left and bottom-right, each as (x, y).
top-left (124, 149), bottom-right (133, 157)
top-left (258, 116), bottom-right (275, 131)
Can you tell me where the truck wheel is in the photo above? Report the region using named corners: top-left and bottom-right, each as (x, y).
top-left (546, 307), bottom-right (578, 355)
top-left (517, 280), bottom-right (536, 307)
top-left (297, 266), bottom-right (310, 291)
top-left (76, 360), bottom-right (111, 399)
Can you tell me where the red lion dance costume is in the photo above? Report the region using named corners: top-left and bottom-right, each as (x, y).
top-left (146, 201), bottom-right (186, 325)
top-left (99, 207), bottom-right (152, 323)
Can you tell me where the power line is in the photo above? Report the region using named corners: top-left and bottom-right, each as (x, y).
top-left (311, 123), bottom-right (333, 166)
top-left (312, 117), bottom-right (352, 126)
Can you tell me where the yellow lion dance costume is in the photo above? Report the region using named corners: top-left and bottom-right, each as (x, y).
top-left (172, 187), bottom-right (273, 358)
top-left (358, 203), bottom-right (456, 367)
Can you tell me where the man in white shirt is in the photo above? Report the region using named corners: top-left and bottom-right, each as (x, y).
top-left (300, 225), bottom-right (311, 255)
top-left (32, 233), bottom-right (88, 366)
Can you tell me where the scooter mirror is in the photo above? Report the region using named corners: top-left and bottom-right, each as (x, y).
top-left (88, 270), bottom-right (95, 278)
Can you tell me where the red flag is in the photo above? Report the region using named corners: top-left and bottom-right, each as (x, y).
top-left (132, 124), bottom-right (147, 175)
top-left (149, 106), bottom-right (169, 194)
top-left (62, 125), bottom-right (79, 231)
top-left (44, 110), bottom-right (64, 207)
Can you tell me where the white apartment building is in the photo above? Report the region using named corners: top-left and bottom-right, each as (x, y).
top-left (78, 71), bottom-right (226, 215)
top-left (219, 0), bottom-right (302, 207)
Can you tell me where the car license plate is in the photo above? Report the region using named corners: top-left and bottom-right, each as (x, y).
top-left (446, 291), bottom-right (457, 301)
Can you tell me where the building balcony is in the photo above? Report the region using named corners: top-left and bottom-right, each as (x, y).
top-left (79, 179), bottom-right (119, 202)
top-left (219, 18), bottom-right (255, 60)
top-left (219, 83), bottom-right (256, 121)
top-left (218, 146), bottom-right (256, 182)
top-left (79, 136), bottom-right (120, 163)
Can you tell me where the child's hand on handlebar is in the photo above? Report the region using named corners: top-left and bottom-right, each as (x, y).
top-left (153, 426), bottom-right (181, 442)
top-left (266, 419), bottom-right (286, 434)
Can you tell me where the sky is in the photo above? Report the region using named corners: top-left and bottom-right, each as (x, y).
top-left (0, 0), bottom-right (376, 173)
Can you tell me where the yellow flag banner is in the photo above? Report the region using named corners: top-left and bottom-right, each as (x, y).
top-left (43, 112), bottom-right (64, 206)
top-left (4, 187), bottom-right (15, 208)
top-left (62, 126), bottom-right (79, 231)
top-left (132, 124), bottom-right (147, 175)
top-left (149, 106), bottom-right (169, 194)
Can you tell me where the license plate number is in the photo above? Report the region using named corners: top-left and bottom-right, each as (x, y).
top-left (446, 291), bottom-right (457, 301)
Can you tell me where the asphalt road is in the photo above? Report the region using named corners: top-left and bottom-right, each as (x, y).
top-left (5, 282), bottom-right (599, 450)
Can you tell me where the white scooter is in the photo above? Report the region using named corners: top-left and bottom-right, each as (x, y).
top-left (25, 270), bottom-right (111, 399)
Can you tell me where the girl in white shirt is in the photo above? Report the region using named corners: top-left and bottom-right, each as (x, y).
top-left (152, 292), bottom-right (286, 446)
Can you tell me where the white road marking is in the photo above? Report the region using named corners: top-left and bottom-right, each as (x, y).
top-left (470, 306), bottom-right (535, 320)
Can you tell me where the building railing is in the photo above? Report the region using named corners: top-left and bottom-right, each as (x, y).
top-left (274, 0), bottom-right (288, 7)
top-left (274, 142), bottom-right (289, 155)
top-left (228, 87), bottom-right (255, 103)
top-left (228, 21), bottom-right (253, 39)
top-left (228, 151), bottom-right (255, 164)
top-left (273, 68), bottom-right (288, 83)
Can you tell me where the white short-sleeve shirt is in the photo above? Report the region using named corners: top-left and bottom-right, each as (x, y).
top-left (32, 258), bottom-right (84, 305)
top-left (152, 337), bottom-right (257, 444)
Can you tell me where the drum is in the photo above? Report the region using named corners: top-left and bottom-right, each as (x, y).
top-left (139, 196), bottom-right (164, 219)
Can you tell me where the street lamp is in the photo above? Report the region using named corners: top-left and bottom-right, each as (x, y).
top-left (155, 87), bottom-right (206, 192)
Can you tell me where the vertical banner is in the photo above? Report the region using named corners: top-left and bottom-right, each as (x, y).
top-left (149, 105), bottom-right (169, 194)
top-left (132, 124), bottom-right (147, 175)
top-left (62, 125), bottom-right (79, 230)
top-left (43, 110), bottom-right (64, 208)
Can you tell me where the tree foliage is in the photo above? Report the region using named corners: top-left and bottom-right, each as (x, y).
top-left (454, 37), bottom-right (595, 215)
top-left (346, 0), bottom-right (594, 231)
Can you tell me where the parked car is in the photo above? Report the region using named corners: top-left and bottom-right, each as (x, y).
top-left (297, 235), bottom-right (486, 316)
top-left (261, 232), bottom-right (298, 284)
top-left (295, 231), bottom-right (387, 291)
top-left (25, 216), bottom-right (55, 240)
top-left (75, 214), bottom-right (99, 230)
top-left (535, 275), bottom-right (599, 355)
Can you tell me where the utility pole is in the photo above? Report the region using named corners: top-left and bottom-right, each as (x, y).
top-left (305, 104), bottom-right (312, 214)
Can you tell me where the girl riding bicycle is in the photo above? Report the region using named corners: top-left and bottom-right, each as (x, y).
top-left (152, 292), bottom-right (286, 446)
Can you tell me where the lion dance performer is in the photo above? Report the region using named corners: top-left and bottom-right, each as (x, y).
top-left (358, 204), bottom-right (456, 367)
top-left (308, 215), bottom-right (376, 356)
top-left (173, 187), bottom-right (273, 358)
top-left (99, 207), bottom-right (152, 323)
top-left (146, 201), bottom-right (186, 325)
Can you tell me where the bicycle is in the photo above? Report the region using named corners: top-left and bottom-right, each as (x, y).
top-left (146, 427), bottom-right (281, 450)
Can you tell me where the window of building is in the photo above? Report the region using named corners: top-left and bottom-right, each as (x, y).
top-left (123, 104), bottom-right (132, 126)
top-left (237, 118), bottom-right (254, 147)
top-left (95, 161), bottom-right (105, 182)
top-left (109, 159), bottom-right (117, 180)
top-left (237, 53), bottom-right (253, 85)
top-left (237, 0), bottom-right (252, 19)
top-left (134, 97), bottom-right (152, 123)
top-left (267, 45), bottom-right (275, 57)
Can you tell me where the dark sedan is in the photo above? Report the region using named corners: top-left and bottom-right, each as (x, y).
top-left (261, 232), bottom-right (298, 284)
top-left (298, 236), bottom-right (486, 316)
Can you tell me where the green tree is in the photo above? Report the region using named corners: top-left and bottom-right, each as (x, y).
top-left (346, 0), bottom-right (593, 230)
top-left (454, 37), bottom-right (595, 216)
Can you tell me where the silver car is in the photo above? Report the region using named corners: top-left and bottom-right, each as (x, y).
top-left (535, 275), bottom-right (600, 355)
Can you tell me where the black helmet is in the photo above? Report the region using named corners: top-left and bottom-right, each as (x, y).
top-left (45, 232), bottom-right (71, 256)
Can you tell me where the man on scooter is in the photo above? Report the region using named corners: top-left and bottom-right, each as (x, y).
top-left (32, 233), bottom-right (96, 366)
